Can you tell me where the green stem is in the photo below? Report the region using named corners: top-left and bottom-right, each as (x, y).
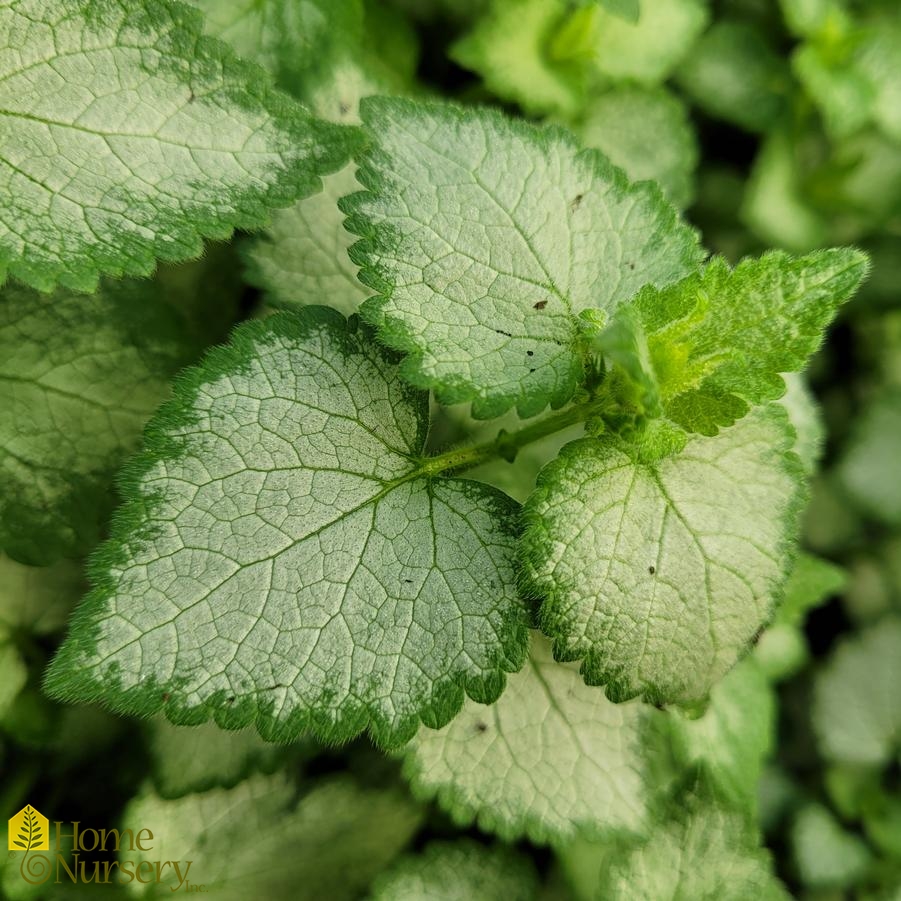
top-left (418, 394), bottom-right (607, 477)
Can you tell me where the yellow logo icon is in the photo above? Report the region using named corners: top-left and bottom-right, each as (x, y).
top-left (8, 805), bottom-right (49, 852)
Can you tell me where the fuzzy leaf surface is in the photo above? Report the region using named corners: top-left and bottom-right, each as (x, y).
top-left (404, 633), bottom-right (656, 844)
top-left (0, 0), bottom-right (355, 291)
top-left (47, 309), bottom-right (528, 748)
top-left (343, 97), bottom-right (702, 419)
top-left (601, 249), bottom-right (868, 436)
top-left (522, 405), bottom-right (804, 703)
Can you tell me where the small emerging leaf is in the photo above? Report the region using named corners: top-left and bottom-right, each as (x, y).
top-left (602, 249), bottom-right (868, 436)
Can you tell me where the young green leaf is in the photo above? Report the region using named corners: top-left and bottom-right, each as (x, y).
top-left (522, 405), bottom-right (805, 704)
top-left (46, 309), bottom-right (528, 748)
top-left (595, 0), bottom-right (640, 24)
top-left (742, 132), bottom-right (830, 253)
top-left (754, 552), bottom-right (846, 680)
top-left (121, 775), bottom-right (423, 900)
top-left (370, 840), bottom-right (539, 901)
top-left (777, 553), bottom-right (846, 626)
top-left (813, 616), bottom-right (901, 766)
top-left (574, 87), bottom-right (698, 209)
top-left (343, 97), bottom-right (702, 419)
top-left (779, 0), bottom-right (845, 38)
top-left (602, 249), bottom-right (868, 436)
top-left (0, 276), bottom-right (230, 564)
top-left (0, 0), bottom-right (356, 292)
top-left (596, 784), bottom-right (792, 900)
top-left (793, 13), bottom-right (901, 143)
top-left (403, 633), bottom-right (658, 844)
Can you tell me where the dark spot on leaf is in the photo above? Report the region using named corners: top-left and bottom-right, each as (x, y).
top-left (475, 721), bottom-right (488, 733)
top-left (627, 261), bottom-right (635, 271)
top-left (526, 350), bottom-right (534, 357)
top-left (648, 565), bottom-right (656, 575)
top-left (227, 696), bottom-right (235, 703)
top-left (494, 328), bottom-right (513, 337)
top-left (529, 368), bottom-right (536, 373)
top-left (534, 300), bottom-right (548, 310)
top-left (403, 578), bottom-right (413, 583)
top-left (162, 692), bottom-right (171, 702)
top-left (339, 101), bottom-right (350, 115)
top-left (570, 193), bottom-right (583, 211)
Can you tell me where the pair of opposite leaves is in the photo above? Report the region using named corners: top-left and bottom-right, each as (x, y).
top-left (46, 93), bottom-right (867, 750)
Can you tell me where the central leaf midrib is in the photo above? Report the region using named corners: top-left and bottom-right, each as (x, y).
top-left (144, 456), bottom-right (458, 592)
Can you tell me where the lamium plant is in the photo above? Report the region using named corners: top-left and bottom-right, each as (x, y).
top-left (2, 0), bottom-right (897, 898)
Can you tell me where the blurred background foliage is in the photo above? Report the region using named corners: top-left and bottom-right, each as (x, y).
top-left (1, 0), bottom-right (899, 898)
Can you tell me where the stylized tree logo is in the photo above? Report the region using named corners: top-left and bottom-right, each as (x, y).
top-left (11, 806), bottom-right (43, 851)
top-left (7, 805), bottom-right (50, 885)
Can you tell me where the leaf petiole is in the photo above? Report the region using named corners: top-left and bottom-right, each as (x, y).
top-left (418, 394), bottom-right (610, 478)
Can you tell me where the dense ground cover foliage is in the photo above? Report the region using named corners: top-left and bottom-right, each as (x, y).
top-left (1, 1), bottom-right (899, 898)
